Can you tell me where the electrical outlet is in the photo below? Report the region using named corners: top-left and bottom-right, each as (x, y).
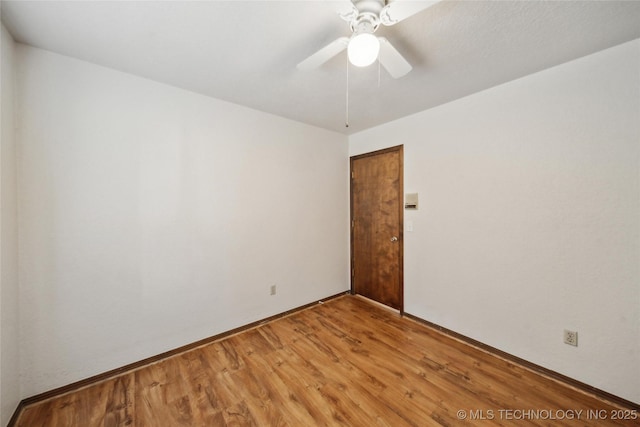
top-left (564, 330), bottom-right (578, 346)
top-left (270, 285), bottom-right (276, 296)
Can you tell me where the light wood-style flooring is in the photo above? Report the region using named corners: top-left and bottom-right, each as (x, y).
top-left (15, 295), bottom-right (639, 426)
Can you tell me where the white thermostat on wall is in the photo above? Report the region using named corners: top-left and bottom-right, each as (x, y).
top-left (405, 193), bottom-right (418, 210)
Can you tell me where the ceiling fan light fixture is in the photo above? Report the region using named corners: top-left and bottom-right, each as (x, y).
top-left (348, 32), bottom-right (380, 67)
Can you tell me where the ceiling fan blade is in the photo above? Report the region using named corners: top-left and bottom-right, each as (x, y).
top-left (380, 0), bottom-right (442, 26)
top-left (336, 0), bottom-right (358, 22)
top-left (378, 37), bottom-right (412, 78)
top-left (297, 37), bottom-right (350, 71)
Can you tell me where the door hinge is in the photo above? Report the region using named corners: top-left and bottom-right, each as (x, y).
top-left (351, 170), bottom-right (354, 179)
top-left (351, 220), bottom-right (354, 229)
top-left (351, 268), bottom-right (355, 277)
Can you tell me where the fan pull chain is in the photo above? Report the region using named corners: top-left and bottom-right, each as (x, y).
top-left (345, 54), bottom-right (350, 128)
top-left (378, 56), bottom-right (381, 88)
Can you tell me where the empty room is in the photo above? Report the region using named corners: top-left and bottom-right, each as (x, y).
top-left (1, 0), bottom-right (639, 426)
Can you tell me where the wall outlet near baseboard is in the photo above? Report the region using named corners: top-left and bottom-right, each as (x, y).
top-left (270, 285), bottom-right (277, 296)
top-left (563, 329), bottom-right (578, 346)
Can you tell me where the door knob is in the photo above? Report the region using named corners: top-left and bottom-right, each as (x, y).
top-left (390, 236), bottom-right (398, 242)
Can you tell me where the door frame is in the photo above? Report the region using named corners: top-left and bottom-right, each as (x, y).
top-left (350, 145), bottom-right (404, 313)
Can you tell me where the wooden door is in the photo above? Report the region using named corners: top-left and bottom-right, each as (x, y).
top-left (351, 145), bottom-right (403, 311)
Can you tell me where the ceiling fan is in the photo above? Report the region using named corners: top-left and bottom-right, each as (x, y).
top-left (297, 0), bottom-right (441, 78)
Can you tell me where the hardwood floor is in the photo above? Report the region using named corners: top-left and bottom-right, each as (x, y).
top-left (15, 295), bottom-right (639, 426)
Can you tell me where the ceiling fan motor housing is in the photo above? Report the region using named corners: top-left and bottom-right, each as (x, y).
top-left (349, 0), bottom-right (385, 33)
top-left (351, 14), bottom-right (379, 35)
top-left (353, 0), bottom-right (385, 15)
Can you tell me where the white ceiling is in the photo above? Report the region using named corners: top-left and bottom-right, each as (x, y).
top-left (2, 0), bottom-right (640, 135)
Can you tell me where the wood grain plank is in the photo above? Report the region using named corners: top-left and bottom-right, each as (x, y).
top-left (14, 296), bottom-right (639, 427)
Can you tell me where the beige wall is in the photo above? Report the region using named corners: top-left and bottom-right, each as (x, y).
top-left (15, 44), bottom-right (349, 398)
top-left (0, 21), bottom-right (20, 427)
top-left (351, 39), bottom-right (640, 403)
